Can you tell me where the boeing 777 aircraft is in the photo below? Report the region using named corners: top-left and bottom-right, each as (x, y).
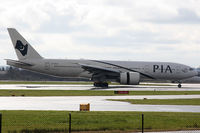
top-left (6, 28), bottom-right (198, 88)
top-left (180, 68), bottom-right (200, 83)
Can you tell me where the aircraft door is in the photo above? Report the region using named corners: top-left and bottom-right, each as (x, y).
top-left (44, 62), bottom-right (50, 70)
top-left (176, 66), bottom-right (181, 74)
top-left (144, 65), bottom-right (150, 73)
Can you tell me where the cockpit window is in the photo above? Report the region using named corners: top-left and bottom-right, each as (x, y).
top-left (189, 68), bottom-right (194, 71)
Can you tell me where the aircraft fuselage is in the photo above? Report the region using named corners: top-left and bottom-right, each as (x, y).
top-left (8, 59), bottom-right (197, 82)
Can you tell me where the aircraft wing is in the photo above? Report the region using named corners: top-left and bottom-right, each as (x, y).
top-left (79, 62), bottom-right (155, 81)
top-left (79, 63), bottom-right (120, 73)
top-left (79, 63), bottom-right (120, 81)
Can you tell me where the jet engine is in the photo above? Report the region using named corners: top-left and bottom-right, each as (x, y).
top-left (120, 72), bottom-right (140, 85)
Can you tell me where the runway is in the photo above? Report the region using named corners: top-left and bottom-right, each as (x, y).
top-left (0, 83), bottom-right (200, 112)
top-left (1, 83), bottom-right (200, 91)
top-left (0, 95), bottom-right (200, 112)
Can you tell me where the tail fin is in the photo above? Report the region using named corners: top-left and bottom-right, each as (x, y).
top-left (7, 28), bottom-right (43, 60)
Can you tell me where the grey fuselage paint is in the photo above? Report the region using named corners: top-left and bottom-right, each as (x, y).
top-left (7, 58), bottom-right (198, 83)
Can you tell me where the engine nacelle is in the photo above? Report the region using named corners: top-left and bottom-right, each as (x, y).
top-left (120, 72), bottom-right (140, 85)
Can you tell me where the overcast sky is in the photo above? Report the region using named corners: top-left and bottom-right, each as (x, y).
top-left (1, 0), bottom-right (200, 67)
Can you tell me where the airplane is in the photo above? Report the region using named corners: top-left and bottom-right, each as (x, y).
top-left (181, 76), bottom-right (200, 83)
top-left (180, 68), bottom-right (200, 83)
top-left (6, 28), bottom-right (198, 88)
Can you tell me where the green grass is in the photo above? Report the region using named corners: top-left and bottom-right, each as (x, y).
top-left (0, 90), bottom-right (200, 96)
top-left (0, 111), bottom-right (200, 132)
top-left (110, 98), bottom-right (200, 105)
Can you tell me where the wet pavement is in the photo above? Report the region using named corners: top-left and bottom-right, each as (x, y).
top-left (0, 95), bottom-right (200, 112)
top-left (1, 83), bottom-right (200, 91)
top-left (0, 83), bottom-right (200, 112)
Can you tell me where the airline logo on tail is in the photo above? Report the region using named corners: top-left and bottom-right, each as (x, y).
top-left (15, 40), bottom-right (28, 56)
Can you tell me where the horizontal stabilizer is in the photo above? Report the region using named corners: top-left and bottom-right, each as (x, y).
top-left (5, 59), bottom-right (33, 67)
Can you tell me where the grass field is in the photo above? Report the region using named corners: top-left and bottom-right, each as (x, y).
top-left (0, 110), bottom-right (200, 133)
top-left (0, 90), bottom-right (200, 96)
top-left (109, 98), bottom-right (200, 105)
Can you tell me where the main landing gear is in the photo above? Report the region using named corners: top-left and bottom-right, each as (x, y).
top-left (93, 82), bottom-right (108, 88)
top-left (178, 83), bottom-right (182, 88)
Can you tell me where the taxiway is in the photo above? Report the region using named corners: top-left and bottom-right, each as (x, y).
top-left (0, 83), bottom-right (200, 112)
top-left (1, 83), bottom-right (200, 91)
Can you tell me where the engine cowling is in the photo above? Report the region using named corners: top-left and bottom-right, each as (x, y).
top-left (120, 72), bottom-right (140, 85)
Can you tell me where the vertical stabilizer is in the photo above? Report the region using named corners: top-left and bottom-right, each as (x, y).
top-left (7, 28), bottom-right (42, 60)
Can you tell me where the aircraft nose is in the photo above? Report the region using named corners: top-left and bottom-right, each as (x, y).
top-left (197, 71), bottom-right (200, 77)
top-left (194, 70), bottom-right (199, 76)
top-left (189, 67), bottom-right (198, 77)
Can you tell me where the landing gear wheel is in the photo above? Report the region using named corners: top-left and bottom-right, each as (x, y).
top-left (93, 82), bottom-right (98, 87)
top-left (93, 82), bottom-right (108, 88)
top-left (178, 84), bottom-right (182, 88)
top-left (103, 82), bottom-right (108, 88)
